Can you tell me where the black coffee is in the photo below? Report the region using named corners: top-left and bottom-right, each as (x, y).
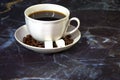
top-left (28, 11), bottom-right (66, 21)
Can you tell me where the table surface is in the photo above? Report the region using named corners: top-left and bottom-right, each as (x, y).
top-left (0, 0), bottom-right (120, 80)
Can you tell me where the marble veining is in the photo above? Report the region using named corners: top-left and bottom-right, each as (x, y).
top-left (0, 0), bottom-right (23, 14)
top-left (0, 0), bottom-right (120, 80)
top-left (83, 28), bottom-right (118, 49)
top-left (0, 28), bottom-right (15, 50)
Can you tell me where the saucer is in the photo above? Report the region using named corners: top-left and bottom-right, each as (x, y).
top-left (14, 25), bottom-right (81, 53)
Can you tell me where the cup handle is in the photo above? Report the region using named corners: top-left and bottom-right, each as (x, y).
top-left (65, 17), bottom-right (80, 36)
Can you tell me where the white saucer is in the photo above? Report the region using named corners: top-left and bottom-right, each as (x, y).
top-left (14, 25), bottom-right (81, 53)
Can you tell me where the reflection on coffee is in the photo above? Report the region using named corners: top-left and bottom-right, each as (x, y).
top-left (28, 10), bottom-right (66, 21)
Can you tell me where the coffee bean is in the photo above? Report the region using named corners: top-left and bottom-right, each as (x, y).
top-left (23, 34), bottom-right (73, 48)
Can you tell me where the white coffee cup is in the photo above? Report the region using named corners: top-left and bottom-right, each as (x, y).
top-left (24, 4), bottom-right (80, 42)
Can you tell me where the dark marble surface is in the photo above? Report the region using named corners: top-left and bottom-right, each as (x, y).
top-left (1, 0), bottom-right (120, 80)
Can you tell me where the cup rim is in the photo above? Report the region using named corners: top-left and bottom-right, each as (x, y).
top-left (24, 4), bottom-right (70, 23)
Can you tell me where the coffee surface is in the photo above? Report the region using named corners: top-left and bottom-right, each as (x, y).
top-left (28, 11), bottom-right (66, 21)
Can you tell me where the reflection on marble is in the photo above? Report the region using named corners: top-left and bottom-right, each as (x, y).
top-left (0, 0), bottom-right (120, 80)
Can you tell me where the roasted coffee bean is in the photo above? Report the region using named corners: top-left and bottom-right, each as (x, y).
top-left (23, 34), bottom-right (73, 48)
